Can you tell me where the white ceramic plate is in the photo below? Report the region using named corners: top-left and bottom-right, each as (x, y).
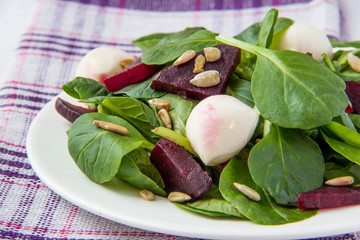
top-left (26, 93), bottom-right (360, 240)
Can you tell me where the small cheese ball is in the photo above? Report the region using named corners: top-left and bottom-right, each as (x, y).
top-left (75, 47), bottom-right (136, 83)
top-left (186, 95), bottom-right (259, 166)
top-left (271, 22), bottom-right (333, 62)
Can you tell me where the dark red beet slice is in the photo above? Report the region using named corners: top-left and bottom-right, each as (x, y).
top-left (55, 97), bottom-right (97, 123)
top-left (104, 58), bottom-right (162, 92)
top-left (150, 44), bottom-right (241, 100)
top-left (150, 138), bottom-right (212, 198)
top-left (345, 81), bottom-right (360, 114)
top-left (298, 186), bottom-right (360, 210)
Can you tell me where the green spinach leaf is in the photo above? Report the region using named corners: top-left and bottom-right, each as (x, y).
top-left (116, 148), bottom-right (166, 196)
top-left (325, 162), bottom-right (360, 185)
top-left (62, 77), bottom-right (109, 100)
top-left (114, 78), bottom-right (166, 99)
top-left (257, 8), bottom-right (278, 48)
top-left (226, 74), bottom-right (254, 107)
top-left (132, 28), bottom-right (207, 51)
top-left (248, 124), bottom-right (324, 205)
top-left (132, 33), bottom-right (170, 51)
top-left (330, 39), bottom-right (360, 49)
top-left (186, 184), bottom-right (245, 218)
top-left (320, 121), bottom-right (360, 165)
top-left (67, 113), bottom-right (154, 183)
top-left (219, 154), bottom-right (317, 225)
top-left (141, 30), bottom-right (218, 65)
top-left (216, 34), bottom-right (348, 129)
top-left (100, 97), bottom-right (160, 143)
top-left (349, 113), bottom-right (360, 130)
top-left (160, 93), bottom-right (197, 136)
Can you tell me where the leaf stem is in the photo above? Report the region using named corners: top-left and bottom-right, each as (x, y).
top-left (263, 119), bottom-right (271, 137)
top-left (216, 34), bottom-right (259, 55)
top-left (152, 127), bottom-right (198, 157)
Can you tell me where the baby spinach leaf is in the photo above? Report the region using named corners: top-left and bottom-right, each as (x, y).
top-left (330, 39), bottom-right (360, 49)
top-left (234, 22), bottom-right (260, 45)
top-left (234, 14), bottom-right (293, 46)
top-left (320, 121), bottom-right (360, 165)
top-left (174, 203), bottom-right (231, 217)
top-left (187, 184), bottom-right (244, 218)
top-left (114, 78), bottom-right (166, 99)
top-left (116, 148), bottom-right (166, 196)
top-left (62, 77), bottom-right (109, 100)
top-left (349, 113), bottom-right (360, 130)
top-left (156, 27), bottom-right (206, 44)
top-left (100, 97), bottom-right (160, 143)
top-left (332, 112), bottom-right (357, 132)
top-left (219, 155), bottom-right (317, 225)
top-left (79, 96), bottom-right (107, 104)
top-left (325, 162), bottom-right (360, 185)
top-left (132, 28), bottom-right (207, 51)
top-left (132, 33), bottom-right (170, 51)
top-left (248, 124), bottom-right (324, 205)
top-left (216, 34), bottom-right (349, 129)
top-left (257, 8), bottom-right (278, 48)
top-left (226, 74), bottom-right (254, 107)
top-left (141, 30), bottom-right (218, 65)
top-left (160, 93), bottom-right (197, 136)
top-left (67, 113), bottom-right (154, 184)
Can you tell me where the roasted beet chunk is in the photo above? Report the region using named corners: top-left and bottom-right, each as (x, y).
top-left (150, 138), bottom-right (212, 198)
top-left (55, 98), bottom-right (97, 123)
top-left (298, 186), bottom-right (360, 210)
top-left (345, 81), bottom-right (360, 114)
top-left (150, 44), bottom-right (241, 100)
top-left (104, 58), bottom-right (162, 92)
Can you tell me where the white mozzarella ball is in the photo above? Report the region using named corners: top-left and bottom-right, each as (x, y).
top-left (75, 47), bottom-right (135, 82)
top-left (186, 95), bottom-right (259, 166)
top-left (271, 22), bottom-right (333, 62)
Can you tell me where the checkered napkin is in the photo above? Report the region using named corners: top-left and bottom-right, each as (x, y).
top-left (0, 0), bottom-right (358, 239)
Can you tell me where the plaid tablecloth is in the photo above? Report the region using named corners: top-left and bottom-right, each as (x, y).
top-left (0, 0), bottom-right (359, 239)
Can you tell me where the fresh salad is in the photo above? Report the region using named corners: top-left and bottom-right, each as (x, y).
top-left (55, 9), bottom-right (360, 225)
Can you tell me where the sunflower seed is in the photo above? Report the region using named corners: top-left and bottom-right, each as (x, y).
top-left (204, 47), bottom-right (221, 62)
top-left (348, 53), bottom-right (360, 73)
top-left (140, 189), bottom-right (155, 201)
top-left (93, 120), bottom-right (128, 135)
top-left (325, 176), bottom-right (354, 186)
top-left (193, 54), bottom-right (206, 73)
top-left (167, 191), bottom-right (191, 202)
top-left (189, 70), bottom-right (220, 87)
top-left (148, 98), bottom-right (171, 111)
top-left (173, 50), bottom-right (196, 66)
top-left (158, 109), bottom-right (172, 129)
top-left (233, 182), bottom-right (261, 201)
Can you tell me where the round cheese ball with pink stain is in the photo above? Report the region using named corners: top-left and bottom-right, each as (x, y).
top-left (186, 95), bottom-right (259, 166)
top-left (75, 47), bottom-right (136, 83)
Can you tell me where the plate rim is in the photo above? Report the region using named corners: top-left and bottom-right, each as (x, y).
top-left (26, 93), bottom-right (360, 240)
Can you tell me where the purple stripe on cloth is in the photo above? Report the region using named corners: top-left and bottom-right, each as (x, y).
top-left (0, 169), bottom-right (39, 181)
top-left (0, 86), bottom-right (60, 97)
top-left (23, 32), bottom-right (135, 48)
top-left (0, 229), bottom-right (78, 240)
top-left (0, 147), bottom-right (28, 159)
top-left (33, 193), bottom-right (63, 238)
top-left (8, 181), bottom-right (41, 232)
top-left (18, 46), bottom-right (87, 57)
top-left (18, 45), bottom-right (142, 56)
top-left (59, 0), bottom-right (313, 11)
top-left (18, 33), bottom-right (143, 57)
top-left (0, 94), bottom-right (53, 105)
top-left (0, 103), bottom-right (43, 112)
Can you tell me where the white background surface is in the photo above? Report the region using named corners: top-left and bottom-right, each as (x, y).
top-left (0, 0), bottom-right (37, 81)
top-left (0, 0), bottom-right (359, 82)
